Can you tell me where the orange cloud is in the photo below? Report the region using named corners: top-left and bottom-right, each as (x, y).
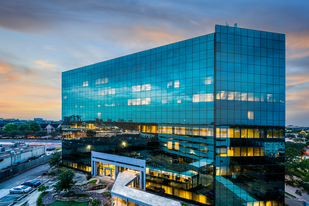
top-left (132, 27), bottom-right (182, 44)
top-left (0, 61), bottom-right (13, 74)
top-left (286, 73), bottom-right (309, 86)
top-left (287, 33), bottom-right (309, 50)
top-left (0, 58), bottom-right (61, 120)
top-left (0, 99), bottom-right (60, 120)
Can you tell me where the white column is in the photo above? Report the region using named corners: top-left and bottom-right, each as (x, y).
top-left (93, 161), bottom-right (97, 176)
top-left (91, 160), bottom-right (94, 175)
top-left (144, 169), bottom-right (146, 190)
top-left (140, 171), bottom-right (143, 190)
top-left (114, 166), bottom-right (118, 180)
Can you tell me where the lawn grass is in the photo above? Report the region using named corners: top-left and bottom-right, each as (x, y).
top-left (37, 192), bottom-right (49, 206)
top-left (87, 179), bottom-right (97, 184)
top-left (48, 201), bottom-right (89, 206)
top-left (285, 191), bottom-right (296, 198)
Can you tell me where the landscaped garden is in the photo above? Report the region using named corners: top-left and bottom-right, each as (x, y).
top-left (37, 152), bottom-right (111, 206)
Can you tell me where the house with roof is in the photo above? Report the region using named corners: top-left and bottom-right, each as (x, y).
top-left (39, 123), bottom-right (61, 133)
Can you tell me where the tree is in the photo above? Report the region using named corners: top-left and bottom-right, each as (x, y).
top-left (36, 131), bottom-right (47, 137)
top-left (3, 123), bottom-right (18, 132)
top-left (286, 142), bottom-right (305, 157)
top-left (30, 122), bottom-right (41, 132)
top-left (49, 152), bottom-right (62, 169)
top-left (54, 170), bottom-right (75, 193)
top-left (18, 123), bottom-right (30, 131)
top-left (285, 142), bottom-right (309, 195)
top-left (90, 199), bottom-right (101, 206)
top-left (23, 130), bottom-right (34, 137)
top-left (298, 133), bottom-right (305, 138)
top-left (0, 130), bottom-right (7, 135)
top-left (8, 130), bottom-right (21, 137)
top-left (38, 185), bottom-right (49, 193)
top-left (56, 126), bottom-right (62, 133)
top-left (50, 131), bottom-right (60, 138)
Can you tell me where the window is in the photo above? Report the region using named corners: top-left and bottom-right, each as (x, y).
top-left (83, 81), bottom-right (88, 87)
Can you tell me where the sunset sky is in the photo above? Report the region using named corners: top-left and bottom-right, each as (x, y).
top-left (0, 0), bottom-right (309, 126)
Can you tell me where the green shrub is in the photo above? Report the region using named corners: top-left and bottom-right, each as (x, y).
top-left (38, 185), bottom-right (49, 193)
top-left (37, 192), bottom-right (48, 206)
top-left (47, 172), bottom-right (56, 176)
top-left (91, 199), bottom-right (101, 206)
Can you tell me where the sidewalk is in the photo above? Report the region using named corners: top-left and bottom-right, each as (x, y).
top-left (286, 184), bottom-right (309, 202)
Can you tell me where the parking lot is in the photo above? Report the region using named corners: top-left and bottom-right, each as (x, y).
top-left (0, 163), bottom-right (50, 205)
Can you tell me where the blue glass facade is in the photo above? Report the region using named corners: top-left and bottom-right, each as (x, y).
top-left (62, 25), bottom-right (285, 206)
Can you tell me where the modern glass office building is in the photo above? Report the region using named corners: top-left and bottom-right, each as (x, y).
top-left (62, 25), bottom-right (285, 206)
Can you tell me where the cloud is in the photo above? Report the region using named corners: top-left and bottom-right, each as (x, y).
top-left (34, 60), bottom-right (57, 72)
top-left (0, 60), bottom-right (32, 81)
top-left (0, 0), bottom-right (309, 124)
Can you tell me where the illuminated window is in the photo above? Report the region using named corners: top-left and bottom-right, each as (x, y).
top-left (267, 94), bottom-right (273, 102)
top-left (241, 129), bottom-right (247, 138)
top-left (98, 113), bottom-right (101, 118)
top-left (96, 78), bottom-right (108, 84)
top-left (128, 98), bottom-right (141, 106)
top-left (83, 81), bottom-right (88, 87)
top-left (228, 92), bottom-right (234, 100)
top-left (167, 82), bottom-right (173, 88)
top-left (220, 91), bottom-right (227, 100)
top-left (254, 129), bottom-right (259, 138)
top-left (167, 142), bottom-right (173, 150)
top-left (193, 93), bottom-right (213, 102)
top-left (248, 129), bottom-right (254, 138)
top-left (248, 93), bottom-right (254, 101)
top-left (63, 96), bottom-right (67, 99)
top-left (175, 142), bottom-right (179, 150)
top-left (228, 128), bottom-right (234, 138)
top-left (241, 92), bottom-right (247, 101)
top-left (204, 76), bottom-right (213, 85)
top-left (142, 98), bottom-right (151, 105)
top-left (99, 89), bottom-right (106, 96)
top-left (193, 94), bottom-right (200, 102)
top-left (108, 88), bottom-right (115, 95)
top-left (132, 85), bottom-right (141, 92)
top-left (142, 84), bottom-right (151, 91)
top-left (235, 92), bottom-right (241, 100)
top-left (248, 111), bottom-right (254, 120)
top-left (105, 104), bottom-right (115, 107)
top-left (174, 80), bottom-right (180, 88)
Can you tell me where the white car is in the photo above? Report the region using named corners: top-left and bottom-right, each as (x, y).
top-left (9, 185), bottom-right (32, 194)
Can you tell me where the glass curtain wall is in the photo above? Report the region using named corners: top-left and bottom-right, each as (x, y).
top-left (62, 33), bottom-right (216, 205)
top-left (214, 25), bottom-right (285, 206)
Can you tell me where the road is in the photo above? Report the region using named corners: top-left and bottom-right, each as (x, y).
top-left (0, 163), bottom-right (51, 206)
top-left (0, 163), bottom-right (50, 190)
top-left (0, 139), bottom-right (61, 148)
top-left (285, 184), bottom-right (309, 206)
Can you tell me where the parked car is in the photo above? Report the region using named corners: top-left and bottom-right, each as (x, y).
top-left (10, 185), bottom-right (32, 194)
top-left (21, 180), bottom-right (41, 187)
top-left (46, 147), bottom-right (55, 151)
top-left (303, 202), bottom-right (309, 206)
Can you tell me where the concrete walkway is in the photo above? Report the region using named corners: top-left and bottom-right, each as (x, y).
top-left (285, 184), bottom-right (309, 202)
